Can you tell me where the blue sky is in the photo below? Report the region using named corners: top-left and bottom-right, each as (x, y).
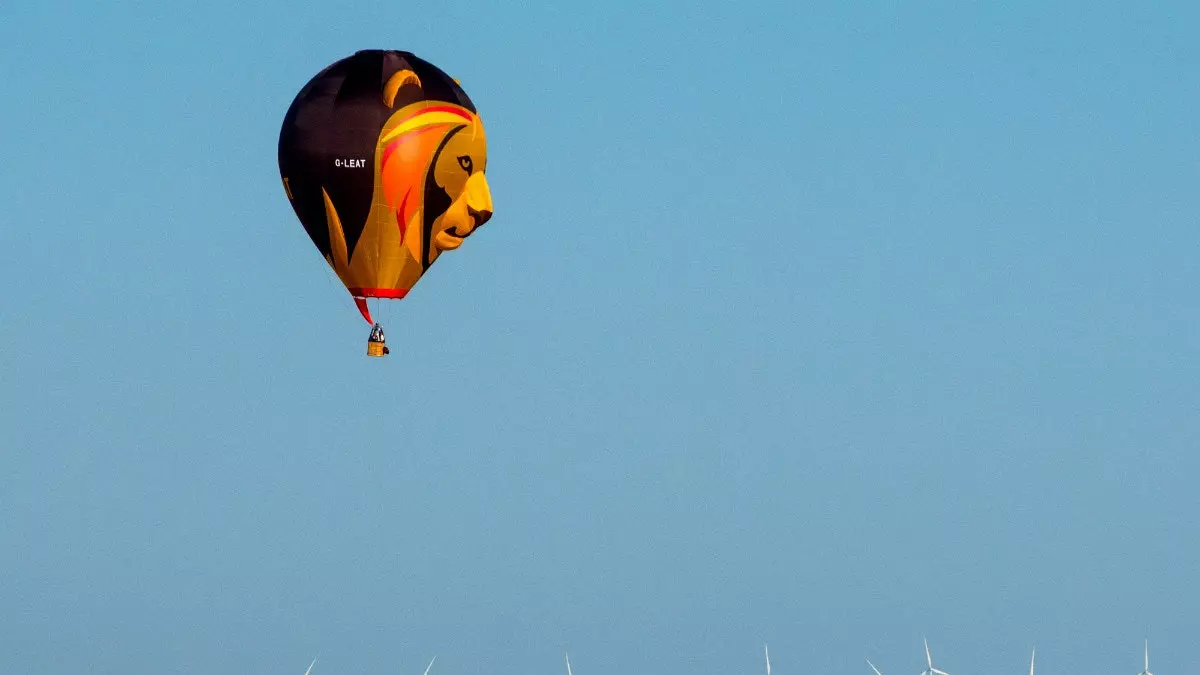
top-left (1, 1), bottom-right (1198, 674)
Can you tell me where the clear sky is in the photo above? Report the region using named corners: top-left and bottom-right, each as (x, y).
top-left (1, 1), bottom-right (1198, 674)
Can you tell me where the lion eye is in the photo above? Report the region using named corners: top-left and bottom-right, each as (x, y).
top-left (457, 155), bottom-right (473, 173)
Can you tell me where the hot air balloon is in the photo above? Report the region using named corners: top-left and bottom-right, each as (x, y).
top-left (278, 50), bottom-right (494, 357)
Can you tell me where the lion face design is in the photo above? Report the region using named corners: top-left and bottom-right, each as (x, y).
top-left (425, 120), bottom-right (492, 265)
top-left (375, 98), bottom-right (494, 278)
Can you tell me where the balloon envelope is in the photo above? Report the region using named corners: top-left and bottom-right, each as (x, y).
top-left (278, 49), bottom-right (494, 324)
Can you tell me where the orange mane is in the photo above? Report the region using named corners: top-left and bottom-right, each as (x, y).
top-left (379, 105), bottom-right (474, 241)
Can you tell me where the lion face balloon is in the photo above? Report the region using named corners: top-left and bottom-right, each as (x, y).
top-left (278, 50), bottom-right (494, 324)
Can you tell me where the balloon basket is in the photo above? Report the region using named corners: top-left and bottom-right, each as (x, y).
top-left (367, 341), bottom-right (386, 357)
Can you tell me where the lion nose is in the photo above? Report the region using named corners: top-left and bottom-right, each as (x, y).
top-left (465, 172), bottom-right (493, 226)
top-left (468, 205), bottom-right (492, 226)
